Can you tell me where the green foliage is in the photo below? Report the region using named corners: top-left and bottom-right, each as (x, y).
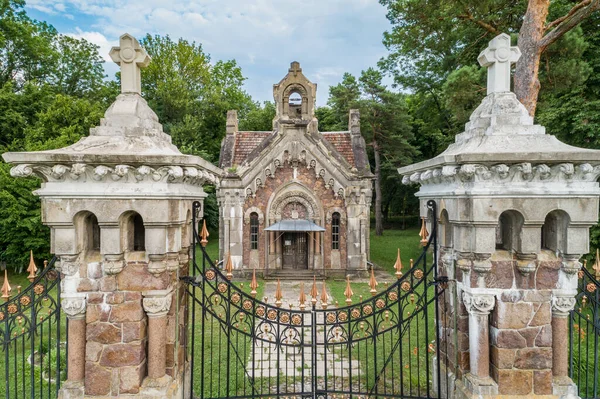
top-left (238, 101), bottom-right (275, 131)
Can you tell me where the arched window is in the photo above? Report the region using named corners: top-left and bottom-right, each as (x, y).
top-left (87, 214), bottom-right (101, 251)
top-left (496, 210), bottom-right (524, 252)
top-left (250, 212), bottom-right (259, 250)
top-left (122, 212), bottom-right (145, 252)
top-left (332, 212), bottom-right (340, 250)
top-left (288, 92), bottom-right (303, 116)
top-left (439, 210), bottom-right (452, 248)
top-left (541, 210), bottom-right (569, 253)
top-left (75, 211), bottom-right (100, 252)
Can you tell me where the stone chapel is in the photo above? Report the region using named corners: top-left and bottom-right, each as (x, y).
top-left (217, 62), bottom-right (373, 278)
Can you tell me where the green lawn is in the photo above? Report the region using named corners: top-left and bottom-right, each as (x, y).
top-left (369, 228), bottom-right (423, 275)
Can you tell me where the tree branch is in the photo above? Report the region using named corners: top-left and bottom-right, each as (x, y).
top-left (457, 10), bottom-right (500, 34)
top-left (545, 0), bottom-right (590, 32)
top-left (540, 0), bottom-right (600, 50)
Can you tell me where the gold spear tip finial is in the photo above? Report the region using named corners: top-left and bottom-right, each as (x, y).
top-left (200, 220), bottom-right (209, 247)
top-left (1, 269), bottom-right (11, 302)
top-left (225, 253), bottom-right (233, 280)
top-left (320, 281), bottom-right (328, 309)
top-left (394, 248), bottom-right (403, 279)
top-left (275, 279), bottom-right (283, 307)
top-left (299, 282), bottom-right (306, 310)
top-left (310, 275), bottom-right (318, 305)
top-left (250, 267), bottom-right (258, 297)
top-left (344, 276), bottom-right (354, 305)
top-left (27, 250), bottom-right (37, 282)
top-left (419, 217), bottom-right (429, 247)
top-left (369, 266), bottom-right (378, 296)
top-left (593, 249), bottom-right (600, 279)
top-left (410, 258), bottom-right (414, 269)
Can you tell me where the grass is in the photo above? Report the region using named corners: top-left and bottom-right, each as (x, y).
top-left (369, 228), bottom-right (424, 275)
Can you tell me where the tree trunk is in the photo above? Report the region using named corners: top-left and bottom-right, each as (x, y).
top-left (515, 0), bottom-right (550, 116)
top-left (373, 139), bottom-right (383, 236)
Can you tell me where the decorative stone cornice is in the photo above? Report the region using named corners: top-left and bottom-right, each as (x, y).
top-left (10, 163), bottom-right (219, 186)
top-left (142, 291), bottom-right (173, 318)
top-left (551, 295), bottom-right (576, 317)
top-left (401, 163), bottom-right (600, 186)
top-left (463, 292), bottom-right (495, 315)
top-left (62, 295), bottom-right (87, 320)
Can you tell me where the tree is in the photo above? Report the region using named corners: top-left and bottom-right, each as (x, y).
top-left (379, 0), bottom-right (600, 116)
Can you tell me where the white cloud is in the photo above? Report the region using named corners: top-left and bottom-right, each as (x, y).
top-left (28, 0), bottom-right (391, 105)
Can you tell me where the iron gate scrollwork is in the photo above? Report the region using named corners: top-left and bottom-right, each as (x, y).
top-left (183, 199), bottom-right (448, 398)
top-left (1, 256), bottom-right (64, 399)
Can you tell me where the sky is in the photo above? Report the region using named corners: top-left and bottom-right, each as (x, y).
top-left (25, 0), bottom-right (392, 106)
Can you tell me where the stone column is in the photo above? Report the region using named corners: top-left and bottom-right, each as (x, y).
top-left (269, 232), bottom-right (275, 254)
top-left (142, 290), bottom-right (173, 381)
top-left (463, 292), bottom-right (495, 385)
top-left (551, 295), bottom-right (576, 378)
top-left (62, 295), bottom-right (87, 382)
top-left (315, 232), bottom-right (321, 254)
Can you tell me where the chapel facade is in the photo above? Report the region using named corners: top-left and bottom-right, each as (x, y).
top-left (217, 62), bottom-right (373, 278)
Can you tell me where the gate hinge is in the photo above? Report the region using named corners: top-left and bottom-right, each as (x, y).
top-left (434, 276), bottom-right (449, 286)
top-left (180, 275), bottom-right (202, 286)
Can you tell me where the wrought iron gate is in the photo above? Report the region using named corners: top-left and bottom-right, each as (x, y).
top-left (570, 262), bottom-right (600, 399)
top-left (1, 255), bottom-right (64, 399)
top-left (183, 199), bottom-right (448, 398)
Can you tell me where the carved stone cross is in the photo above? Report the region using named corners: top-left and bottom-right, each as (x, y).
top-left (478, 33), bottom-right (521, 95)
top-left (109, 33), bottom-right (151, 95)
top-left (289, 61), bottom-right (302, 76)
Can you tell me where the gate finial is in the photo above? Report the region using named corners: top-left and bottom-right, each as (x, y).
top-left (275, 279), bottom-right (283, 307)
top-left (310, 276), bottom-right (318, 305)
top-left (225, 253), bottom-right (233, 280)
top-left (299, 282), bottom-right (306, 310)
top-left (200, 220), bottom-right (209, 247)
top-left (344, 276), bottom-right (354, 305)
top-left (1, 269), bottom-right (11, 302)
top-left (394, 249), bottom-right (403, 279)
top-left (320, 282), bottom-right (328, 309)
top-left (369, 266), bottom-right (378, 296)
top-left (27, 250), bottom-right (37, 282)
top-left (250, 267), bottom-right (258, 298)
top-left (419, 217), bottom-right (429, 247)
top-left (593, 249), bottom-right (600, 279)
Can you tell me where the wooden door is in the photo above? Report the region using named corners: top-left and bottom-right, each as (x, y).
top-left (282, 232), bottom-right (308, 269)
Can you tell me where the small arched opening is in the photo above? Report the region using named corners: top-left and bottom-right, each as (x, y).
top-left (496, 210), bottom-right (524, 252)
top-left (288, 91), bottom-right (303, 117)
top-left (121, 212), bottom-right (146, 252)
top-left (75, 211), bottom-right (101, 253)
top-left (541, 210), bottom-right (570, 254)
top-left (439, 209), bottom-right (452, 248)
top-left (250, 212), bottom-right (259, 250)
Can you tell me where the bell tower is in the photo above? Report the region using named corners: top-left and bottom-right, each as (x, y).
top-left (273, 61), bottom-right (317, 129)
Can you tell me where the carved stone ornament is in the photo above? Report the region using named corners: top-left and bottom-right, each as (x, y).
top-left (551, 295), bottom-right (576, 317)
top-left (10, 163), bottom-right (219, 186)
top-left (166, 252), bottom-right (179, 272)
top-left (148, 254), bottom-right (167, 276)
top-left (143, 292), bottom-right (172, 318)
top-left (472, 254), bottom-right (492, 274)
top-left (62, 295), bottom-right (87, 320)
top-left (462, 292), bottom-right (495, 315)
top-left (562, 256), bottom-right (582, 275)
top-left (401, 163), bottom-right (600, 186)
top-left (516, 255), bottom-right (537, 276)
top-left (103, 254), bottom-right (125, 275)
top-left (58, 254), bottom-right (80, 276)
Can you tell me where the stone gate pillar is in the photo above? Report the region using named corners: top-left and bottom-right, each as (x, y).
top-left (2, 33), bottom-right (222, 398)
top-left (399, 33), bottom-right (600, 399)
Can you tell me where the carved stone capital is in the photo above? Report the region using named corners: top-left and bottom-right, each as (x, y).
top-left (178, 247), bottom-right (190, 265)
top-left (142, 291), bottom-right (172, 318)
top-left (166, 252), bottom-right (179, 272)
top-left (562, 255), bottom-right (582, 275)
top-left (62, 295), bottom-right (87, 320)
top-left (148, 254), bottom-right (167, 276)
top-left (473, 253), bottom-right (492, 274)
top-left (551, 295), bottom-right (576, 318)
top-left (103, 254), bottom-right (125, 275)
top-left (516, 253), bottom-right (537, 276)
top-left (57, 254), bottom-right (80, 276)
top-left (463, 292), bottom-right (495, 315)
top-left (456, 252), bottom-right (473, 273)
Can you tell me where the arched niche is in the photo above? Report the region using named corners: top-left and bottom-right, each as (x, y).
top-left (496, 210), bottom-right (525, 252)
top-left (439, 209), bottom-right (452, 248)
top-left (541, 210), bottom-right (570, 254)
top-left (74, 211), bottom-right (101, 253)
top-left (120, 211), bottom-right (146, 252)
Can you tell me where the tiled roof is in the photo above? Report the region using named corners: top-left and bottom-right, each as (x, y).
top-left (232, 132), bottom-right (271, 166)
top-left (323, 132), bottom-right (355, 166)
